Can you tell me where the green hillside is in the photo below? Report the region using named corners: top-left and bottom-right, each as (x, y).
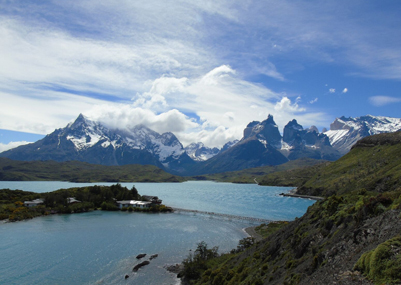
top-left (0, 158), bottom-right (185, 182)
top-left (178, 131), bottom-right (401, 284)
top-left (297, 131), bottom-right (401, 197)
top-left (193, 158), bottom-right (326, 184)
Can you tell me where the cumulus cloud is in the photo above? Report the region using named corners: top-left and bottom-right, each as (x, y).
top-left (0, 141), bottom-right (32, 152)
top-left (369, 96), bottom-right (401, 107)
top-left (85, 66), bottom-right (326, 147)
top-left (274, 97), bottom-right (306, 112)
top-left (342, 88), bottom-right (348, 93)
top-left (329, 88), bottom-right (335, 93)
top-left (86, 105), bottom-right (198, 134)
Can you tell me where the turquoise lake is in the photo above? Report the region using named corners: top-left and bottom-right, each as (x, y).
top-left (0, 181), bottom-right (315, 284)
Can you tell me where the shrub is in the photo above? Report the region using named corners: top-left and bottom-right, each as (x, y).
top-left (354, 235), bottom-right (401, 283)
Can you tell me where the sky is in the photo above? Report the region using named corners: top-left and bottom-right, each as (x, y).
top-left (1, 0), bottom-right (401, 152)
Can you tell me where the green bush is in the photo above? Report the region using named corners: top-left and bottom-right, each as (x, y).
top-left (354, 235), bottom-right (401, 283)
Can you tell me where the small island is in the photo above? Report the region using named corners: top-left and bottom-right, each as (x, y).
top-left (0, 184), bottom-right (172, 222)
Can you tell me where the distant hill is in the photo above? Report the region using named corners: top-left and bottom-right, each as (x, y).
top-left (195, 158), bottom-right (326, 184)
top-left (0, 158), bottom-right (184, 182)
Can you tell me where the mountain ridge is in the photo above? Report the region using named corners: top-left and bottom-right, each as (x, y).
top-left (1, 113), bottom-right (400, 175)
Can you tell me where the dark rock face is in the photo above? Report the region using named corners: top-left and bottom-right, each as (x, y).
top-left (136, 253), bottom-right (146, 259)
top-left (190, 116), bottom-right (289, 175)
top-left (243, 115), bottom-right (282, 149)
top-left (282, 119), bottom-right (340, 161)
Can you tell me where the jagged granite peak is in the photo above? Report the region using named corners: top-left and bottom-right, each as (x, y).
top-left (184, 142), bottom-right (220, 161)
top-left (281, 119), bottom-right (339, 161)
top-left (243, 115), bottom-right (282, 149)
top-left (243, 121), bottom-right (261, 139)
top-left (325, 115), bottom-right (401, 155)
top-left (308, 125), bottom-right (319, 133)
top-left (283, 119), bottom-right (303, 144)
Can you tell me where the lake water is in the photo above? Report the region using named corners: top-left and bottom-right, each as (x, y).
top-left (0, 181), bottom-right (315, 284)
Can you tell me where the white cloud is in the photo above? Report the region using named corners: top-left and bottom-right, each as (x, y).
top-left (274, 97), bottom-right (305, 113)
top-left (329, 88), bottom-right (335, 93)
top-left (369, 96), bottom-right (401, 107)
top-left (0, 90), bottom-right (109, 134)
top-left (86, 67), bottom-right (327, 147)
top-left (0, 141), bottom-right (32, 152)
top-left (342, 88), bottom-right (348, 93)
top-left (309, 98), bottom-right (318, 104)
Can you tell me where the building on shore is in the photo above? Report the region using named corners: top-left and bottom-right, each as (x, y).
top-left (23, 198), bottom-right (44, 207)
top-left (116, 200), bottom-right (152, 209)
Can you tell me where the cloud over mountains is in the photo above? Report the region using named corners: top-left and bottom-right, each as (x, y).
top-left (1, 1), bottom-right (401, 148)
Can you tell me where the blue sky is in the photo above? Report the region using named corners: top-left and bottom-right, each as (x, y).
top-left (1, 0), bottom-right (401, 151)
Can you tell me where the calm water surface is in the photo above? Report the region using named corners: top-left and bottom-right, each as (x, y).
top-left (0, 181), bottom-right (315, 284)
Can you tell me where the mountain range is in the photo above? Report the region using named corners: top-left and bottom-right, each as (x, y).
top-left (1, 114), bottom-right (400, 175)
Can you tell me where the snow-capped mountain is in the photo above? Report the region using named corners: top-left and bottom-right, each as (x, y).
top-left (184, 140), bottom-right (239, 161)
top-left (3, 113), bottom-right (400, 176)
top-left (184, 142), bottom-right (220, 161)
top-left (324, 115), bottom-right (401, 155)
top-left (0, 114), bottom-right (195, 173)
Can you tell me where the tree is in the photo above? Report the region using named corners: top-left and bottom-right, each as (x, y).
top-left (131, 186), bottom-right (139, 200)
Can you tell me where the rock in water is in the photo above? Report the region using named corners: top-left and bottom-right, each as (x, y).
top-left (136, 253), bottom-right (146, 259)
top-left (133, 261), bottom-right (150, 272)
top-left (150, 254), bottom-right (158, 260)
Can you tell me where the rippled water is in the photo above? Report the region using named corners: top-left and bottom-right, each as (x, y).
top-left (0, 181), bottom-right (315, 284)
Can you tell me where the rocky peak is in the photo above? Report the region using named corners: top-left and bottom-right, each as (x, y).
top-left (243, 121), bottom-right (260, 139)
top-left (242, 115), bottom-right (282, 149)
top-left (283, 119), bottom-right (303, 144)
top-left (308, 125), bottom-right (319, 133)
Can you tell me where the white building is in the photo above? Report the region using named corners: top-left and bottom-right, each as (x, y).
top-left (24, 198), bottom-right (44, 207)
top-left (116, 200), bottom-right (152, 209)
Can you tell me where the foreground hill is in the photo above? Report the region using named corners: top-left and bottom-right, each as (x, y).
top-left (0, 158), bottom-right (184, 182)
top-left (179, 131), bottom-right (401, 284)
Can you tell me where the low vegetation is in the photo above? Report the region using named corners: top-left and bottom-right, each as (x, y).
top-left (193, 158), bottom-right (325, 184)
top-left (0, 158), bottom-right (185, 182)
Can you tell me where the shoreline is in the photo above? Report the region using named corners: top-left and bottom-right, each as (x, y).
top-left (244, 226), bottom-right (263, 242)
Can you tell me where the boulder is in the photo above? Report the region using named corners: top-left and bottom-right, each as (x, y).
top-left (124, 275), bottom-right (129, 279)
top-left (150, 254), bottom-right (158, 260)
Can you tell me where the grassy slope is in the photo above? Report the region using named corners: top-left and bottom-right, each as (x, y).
top-left (0, 158), bottom-right (185, 182)
top-left (193, 158), bottom-right (325, 184)
top-left (181, 131), bottom-right (401, 285)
